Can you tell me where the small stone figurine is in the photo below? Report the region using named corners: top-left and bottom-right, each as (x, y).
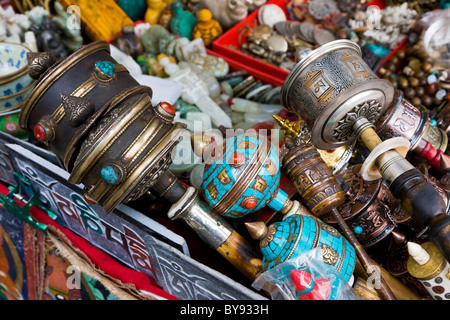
top-left (407, 242), bottom-right (450, 300)
top-left (159, 57), bottom-right (232, 128)
top-left (192, 9), bottom-right (222, 47)
top-left (145, 0), bottom-right (167, 25)
top-left (170, 1), bottom-right (197, 40)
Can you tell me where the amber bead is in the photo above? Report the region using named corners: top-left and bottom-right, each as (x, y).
top-left (421, 95), bottom-right (433, 107)
top-left (428, 83), bottom-right (438, 95)
top-left (408, 59), bottom-right (422, 72)
top-left (398, 77), bottom-right (409, 89)
top-left (422, 62), bottom-right (433, 73)
top-left (396, 49), bottom-right (406, 60)
top-left (404, 87), bottom-right (416, 100)
top-left (411, 97), bottom-right (422, 105)
top-left (415, 86), bottom-right (425, 97)
top-left (378, 67), bottom-right (388, 76)
top-left (414, 69), bottom-right (425, 78)
top-left (408, 77), bottom-right (419, 88)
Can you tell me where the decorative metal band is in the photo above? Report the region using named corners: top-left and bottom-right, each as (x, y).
top-left (333, 99), bottom-right (382, 142)
top-left (62, 85), bottom-right (153, 168)
top-left (20, 41), bottom-right (111, 128)
top-left (88, 116), bottom-right (163, 203)
top-left (102, 123), bottom-right (185, 212)
top-left (50, 64), bottom-right (128, 125)
top-left (212, 136), bottom-right (272, 215)
top-left (69, 94), bottom-right (151, 184)
top-left (286, 215), bottom-right (304, 260)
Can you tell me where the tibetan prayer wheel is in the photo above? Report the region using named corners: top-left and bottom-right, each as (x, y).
top-left (321, 164), bottom-right (396, 248)
top-left (376, 92), bottom-right (448, 171)
top-left (282, 139), bottom-right (346, 217)
top-left (19, 41), bottom-right (264, 282)
top-left (281, 39), bottom-right (450, 263)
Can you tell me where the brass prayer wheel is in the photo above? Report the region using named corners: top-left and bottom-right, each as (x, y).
top-left (19, 42), bottom-right (145, 170)
top-left (282, 139), bottom-right (346, 217)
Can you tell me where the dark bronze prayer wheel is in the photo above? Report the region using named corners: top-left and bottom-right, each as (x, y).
top-left (321, 164), bottom-right (396, 248)
top-left (376, 92), bottom-right (448, 170)
top-left (282, 140), bottom-right (346, 217)
top-left (20, 42), bottom-right (146, 170)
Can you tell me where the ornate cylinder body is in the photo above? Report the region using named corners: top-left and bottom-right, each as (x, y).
top-left (282, 142), bottom-right (346, 217)
top-left (259, 214), bottom-right (356, 283)
top-left (376, 93), bottom-right (448, 154)
top-left (19, 42), bottom-right (144, 169)
top-left (322, 165), bottom-right (396, 248)
top-left (19, 41), bottom-right (186, 213)
top-left (201, 132), bottom-right (290, 218)
top-left (281, 39), bottom-right (395, 150)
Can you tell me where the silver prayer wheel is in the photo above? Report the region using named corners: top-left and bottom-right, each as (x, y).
top-left (281, 39), bottom-right (395, 150)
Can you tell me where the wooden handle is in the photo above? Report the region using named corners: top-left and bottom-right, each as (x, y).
top-left (217, 230), bottom-right (263, 282)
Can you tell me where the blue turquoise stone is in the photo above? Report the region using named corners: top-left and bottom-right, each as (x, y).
top-left (431, 119), bottom-right (437, 127)
top-left (201, 132), bottom-right (284, 218)
top-left (95, 61), bottom-right (116, 77)
top-left (101, 166), bottom-right (120, 185)
top-left (260, 214), bottom-right (356, 283)
top-left (354, 226), bottom-right (363, 235)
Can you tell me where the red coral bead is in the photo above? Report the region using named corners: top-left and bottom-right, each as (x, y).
top-left (160, 101), bottom-right (176, 115)
top-left (33, 124), bottom-right (46, 141)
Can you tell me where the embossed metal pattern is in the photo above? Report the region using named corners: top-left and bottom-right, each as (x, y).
top-left (281, 40), bottom-right (394, 150)
top-left (201, 133), bottom-right (286, 218)
top-left (260, 214), bottom-right (356, 282)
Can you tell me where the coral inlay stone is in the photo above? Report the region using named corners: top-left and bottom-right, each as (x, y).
top-left (33, 123), bottom-right (46, 141)
top-left (161, 101), bottom-right (176, 115)
top-left (245, 199), bottom-right (257, 209)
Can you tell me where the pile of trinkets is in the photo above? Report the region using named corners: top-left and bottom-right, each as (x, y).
top-left (2, 0), bottom-right (450, 302)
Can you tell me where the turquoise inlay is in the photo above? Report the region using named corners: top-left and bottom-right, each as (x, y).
top-left (354, 226), bottom-right (363, 234)
top-left (261, 214), bottom-right (356, 282)
top-left (95, 61), bottom-right (116, 77)
top-left (101, 166), bottom-right (119, 185)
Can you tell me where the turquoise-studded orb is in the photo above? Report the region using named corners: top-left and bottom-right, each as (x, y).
top-left (201, 132), bottom-right (288, 218)
top-left (260, 214), bottom-right (356, 283)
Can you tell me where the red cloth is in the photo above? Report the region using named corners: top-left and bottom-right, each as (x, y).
top-left (0, 183), bottom-right (177, 300)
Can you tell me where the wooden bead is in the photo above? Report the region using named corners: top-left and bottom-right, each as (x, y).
top-left (421, 95), bottom-right (433, 107)
top-left (404, 87), bottom-right (416, 100)
top-left (428, 83), bottom-right (438, 95)
top-left (415, 86), bottom-right (425, 97)
top-left (398, 77), bottom-right (409, 89)
top-left (422, 62), bottom-right (433, 73)
top-left (411, 97), bottom-right (422, 105)
top-left (408, 77), bottom-right (420, 88)
top-left (396, 49), bottom-right (406, 60)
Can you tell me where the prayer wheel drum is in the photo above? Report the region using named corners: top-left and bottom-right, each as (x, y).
top-left (281, 39), bottom-right (395, 151)
top-left (19, 41), bottom-right (186, 213)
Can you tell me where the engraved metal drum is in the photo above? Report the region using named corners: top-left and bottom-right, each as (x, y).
top-left (281, 39), bottom-right (395, 150)
top-left (376, 93), bottom-right (448, 153)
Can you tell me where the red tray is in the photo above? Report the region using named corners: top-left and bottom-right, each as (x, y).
top-left (212, 0), bottom-right (291, 86)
